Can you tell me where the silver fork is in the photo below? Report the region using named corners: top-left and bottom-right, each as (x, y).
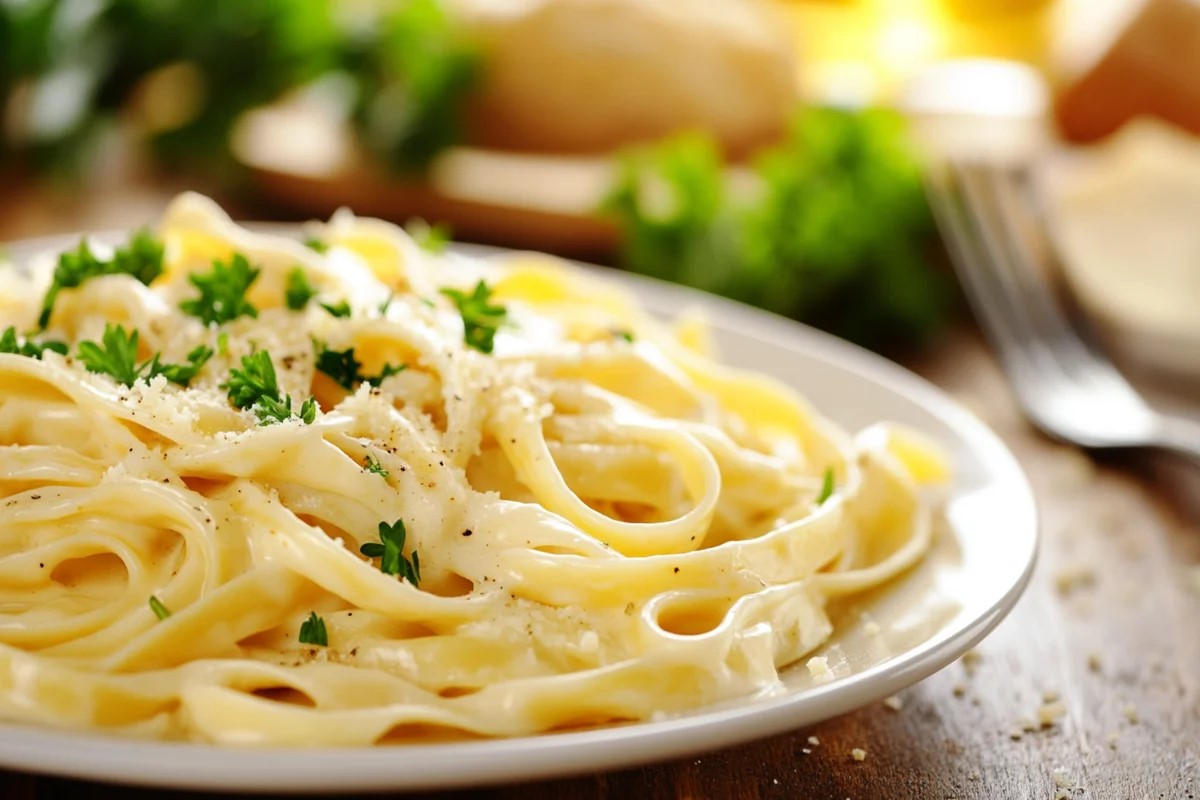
top-left (926, 160), bottom-right (1200, 462)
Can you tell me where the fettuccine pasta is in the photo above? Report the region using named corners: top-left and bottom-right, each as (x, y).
top-left (0, 193), bottom-right (945, 744)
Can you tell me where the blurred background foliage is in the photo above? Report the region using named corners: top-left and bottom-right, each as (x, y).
top-left (0, 0), bottom-right (949, 351)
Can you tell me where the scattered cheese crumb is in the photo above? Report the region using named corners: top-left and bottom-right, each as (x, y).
top-left (863, 620), bottom-right (882, 636)
top-left (1087, 652), bottom-right (1102, 673)
top-left (1038, 700), bottom-right (1067, 728)
top-left (1122, 704), bottom-right (1139, 724)
top-left (807, 735), bottom-right (820, 746)
top-left (968, 771), bottom-right (980, 781)
top-left (1107, 730), bottom-right (1119, 749)
top-left (1052, 769), bottom-right (1076, 799)
top-left (1009, 728), bottom-right (1023, 741)
top-left (883, 695), bottom-right (903, 711)
top-left (1054, 564), bottom-right (1096, 596)
top-left (801, 748), bottom-right (812, 755)
top-left (806, 656), bottom-right (829, 677)
top-left (851, 748), bottom-right (867, 762)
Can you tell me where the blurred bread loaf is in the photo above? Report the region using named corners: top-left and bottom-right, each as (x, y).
top-left (1054, 0), bottom-right (1200, 141)
top-left (451, 0), bottom-right (799, 156)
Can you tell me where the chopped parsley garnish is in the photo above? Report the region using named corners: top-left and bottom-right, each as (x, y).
top-left (148, 596), bottom-right (171, 620)
top-left (144, 345), bottom-right (215, 386)
top-left (223, 351), bottom-right (317, 425)
top-left (360, 519), bottom-right (420, 586)
top-left (180, 253), bottom-right (260, 326)
top-left (77, 324), bottom-right (212, 387)
top-left (298, 611), bottom-right (328, 647)
top-left (77, 324), bottom-right (144, 386)
top-left (440, 280), bottom-right (506, 354)
top-left (0, 326), bottom-right (68, 359)
top-left (303, 236), bottom-right (329, 254)
top-left (364, 454), bottom-right (389, 478)
top-left (38, 229), bottom-right (165, 329)
top-left (285, 267), bottom-right (318, 311)
top-left (314, 343), bottom-right (405, 391)
top-left (217, 331), bottom-right (229, 356)
top-left (613, 329), bottom-right (635, 343)
top-left (816, 468), bottom-right (835, 506)
top-left (405, 219), bottom-right (452, 253)
top-left (319, 300), bottom-right (352, 319)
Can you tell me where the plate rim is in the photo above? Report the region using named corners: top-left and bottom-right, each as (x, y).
top-left (0, 232), bottom-right (1038, 792)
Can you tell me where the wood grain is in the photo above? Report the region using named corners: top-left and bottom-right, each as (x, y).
top-left (1, 192), bottom-right (1198, 800)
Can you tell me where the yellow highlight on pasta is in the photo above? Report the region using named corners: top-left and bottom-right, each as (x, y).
top-left (0, 193), bottom-right (941, 745)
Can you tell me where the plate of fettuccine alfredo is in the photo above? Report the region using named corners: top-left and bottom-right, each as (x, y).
top-left (0, 194), bottom-right (1035, 791)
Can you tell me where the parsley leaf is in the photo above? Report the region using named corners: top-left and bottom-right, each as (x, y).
top-left (440, 280), bottom-right (506, 354)
top-left (112, 228), bottom-right (167, 286)
top-left (303, 236), bottom-right (329, 254)
top-left (180, 253), bottom-right (260, 326)
top-left (78, 324), bottom-right (213, 388)
top-left (0, 326), bottom-right (68, 359)
top-left (364, 455), bottom-right (388, 478)
top-left (223, 351), bottom-right (317, 425)
top-left (285, 267), bottom-right (318, 311)
top-left (148, 596), bottom-right (171, 620)
top-left (298, 611), bottom-right (328, 646)
top-left (405, 219), bottom-right (452, 253)
top-left (315, 343), bottom-right (406, 391)
top-left (360, 519), bottom-right (420, 586)
top-left (613, 329), bottom-right (635, 343)
top-left (816, 468), bottom-right (835, 506)
top-left (319, 299), bottom-right (352, 318)
top-left (38, 230), bottom-right (165, 329)
top-left (145, 345), bottom-right (214, 386)
top-left (77, 324), bottom-right (143, 386)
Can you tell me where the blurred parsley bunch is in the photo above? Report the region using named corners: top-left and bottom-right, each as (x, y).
top-left (0, 0), bottom-right (477, 174)
top-left (602, 108), bottom-right (950, 349)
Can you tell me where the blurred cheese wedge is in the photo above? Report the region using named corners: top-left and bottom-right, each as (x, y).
top-left (1042, 120), bottom-right (1200, 380)
top-left (1054, 0), bottom-right (1200, 141)
top-left (450, 0), bottom-right (799, 156)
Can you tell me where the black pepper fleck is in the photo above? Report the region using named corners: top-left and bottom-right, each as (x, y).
top-left (462, 529), bottom-right (473, 537)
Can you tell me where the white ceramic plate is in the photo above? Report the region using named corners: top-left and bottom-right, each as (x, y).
top-left (0, 235), bottom-right (1038, 792)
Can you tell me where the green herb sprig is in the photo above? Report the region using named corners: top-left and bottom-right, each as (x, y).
top-left (299, 611), bottom-right (328, 646)
top-left (77, 324), bottom-right (213, 387)
top-left (363, 455), bottom-right (388, 478)
top-left (285, 267), bottom-right (318, 311)
top-left (360, 519), bottom-right (420, 586)
top-left (816, 468), bottom-right (835, 506)
top-left (601, 108), bottom-right (947, 349)
top-left (38, 230), bottom-right (164, 329)
top-left (180, 253), bottom-right (260, 326)
top-left (223, 351), bottom-right (317, 425)
top-left (0, 326), bottom-right (68, 359)
top-left (440, 280), bottom-right (506, 354)
top-left (315, 343), bottom-right (405, 390)
top-left (148, 596), bottom-right (171, 620)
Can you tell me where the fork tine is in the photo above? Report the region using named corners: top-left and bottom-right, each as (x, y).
top-left (924, 164), bottom-right (1037, 379)
top-left (956, 163), bottom-right (1139, 396)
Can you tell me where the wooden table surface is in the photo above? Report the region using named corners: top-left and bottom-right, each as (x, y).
top-left (2, 183), bottom-right (1199, 800)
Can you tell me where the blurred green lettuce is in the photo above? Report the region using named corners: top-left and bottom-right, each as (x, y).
top-left (602, 108), bottom-right (950, 349)
top-left (0, 0), bottom-right (477, 174)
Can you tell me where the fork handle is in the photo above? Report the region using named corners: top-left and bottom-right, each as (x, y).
top-left (1154, 415), bottom-right (1200, 464)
